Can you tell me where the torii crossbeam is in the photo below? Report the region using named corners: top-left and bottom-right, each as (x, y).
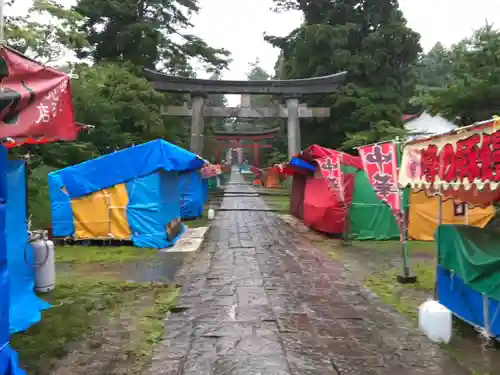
top-left (144, 70), bottom-right (347, 158)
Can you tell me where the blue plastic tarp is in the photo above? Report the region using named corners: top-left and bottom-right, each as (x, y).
top-left (48, 172), bottom-right (74, 237)
top-left (202, 179), bottom-right (209, 204)
top-left (437, 265), bottom-right (500, 337)
top-left (1, 160), bottom-right (50, 375)
top-left (179, 171), bottom-right (204, 219)
top-left (126, 172), bottom-right (185, 248)
top-left (7, 161), bottom-right (50, 334)
top-left (0, 345), bottom-right (25, 375)
top-left (289, 157), bottom-right (316, 172)
top-left (51, 139), bottom-right (204, 199)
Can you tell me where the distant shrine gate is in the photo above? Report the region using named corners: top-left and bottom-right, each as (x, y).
top-left (143, 70), bottom-right (347, 159)
top-left (212, 126), bottom-right (279, 167)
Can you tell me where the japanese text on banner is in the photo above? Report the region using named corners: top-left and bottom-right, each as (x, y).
top-left (358, 142), bottom-right (401, 212)
top-left (318, 155), bottom-right (344, 201)
top-left (0, 47), bottom-right (76, 141)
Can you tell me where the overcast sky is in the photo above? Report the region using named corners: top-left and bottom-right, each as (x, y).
top-left (8, 0), bottom-right (500, 82)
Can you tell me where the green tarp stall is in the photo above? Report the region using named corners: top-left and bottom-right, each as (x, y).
top-left (438, 225), bottom-right (500, 301)
top-left (343, 164), bottom-right (407, 240)
top-left (436, 225), bottom-right (500, 337)
top-left (207, 176), bottom-right (218, 189)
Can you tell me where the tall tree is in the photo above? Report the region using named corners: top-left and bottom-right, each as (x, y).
top-left (428, 25), bottom-right (500, 125)
top-left (73, 0), bottom-right (231, 73)
top-left (415, 42), bottom-right (454, 88)
top-left (406, 42), bottom-right (454, 113)
top-left (267, 0), bottom-right (421, 149)
top-left (5, 0), bottom-right (88, 64)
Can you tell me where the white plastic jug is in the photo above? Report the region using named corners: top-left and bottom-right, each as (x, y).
top-left (418, 299), bottom-right (452, 343)
top-left (207, 208), bottom-right (215, 220)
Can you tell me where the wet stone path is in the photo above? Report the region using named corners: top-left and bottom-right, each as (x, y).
top-left (147, 173), bottom-right (470, 375)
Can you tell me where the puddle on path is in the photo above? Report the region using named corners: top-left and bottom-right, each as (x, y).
top-left (57, 251), bottom-right (192, 283)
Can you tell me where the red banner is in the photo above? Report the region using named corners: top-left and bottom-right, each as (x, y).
top-left (358, 142), bottom-right (401, 213)
top-left (0, 47), bottom-right (77, 143)
top-left (317, 154), bottom-right (344, 199)
top-left (399, 118), bottom-right (500, 205)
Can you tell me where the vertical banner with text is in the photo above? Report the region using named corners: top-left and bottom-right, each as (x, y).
top-left (358, 142), bottom-right (401, 213)
top-left (317, 154), bottom-right (344, 200)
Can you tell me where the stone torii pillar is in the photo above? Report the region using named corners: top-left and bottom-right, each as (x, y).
top-left (190, 93), bottom-right (206, 155)
top-left (286, 97), bottom-right (300, 157)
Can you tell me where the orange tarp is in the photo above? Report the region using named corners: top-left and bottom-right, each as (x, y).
top-left (408, 191), bottom-right (494, 241)
top-left (264, 168), bottom-right (282, 188)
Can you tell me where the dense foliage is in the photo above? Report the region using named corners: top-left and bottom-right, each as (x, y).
top-left (4, 0), bottom-right (230, 227)
top-left (426, 25), bottom-right (500, 126)
top-left (267, 0), bottom-right (422, 150)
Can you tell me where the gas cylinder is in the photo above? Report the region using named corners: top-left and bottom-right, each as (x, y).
top-left (31, 235), bottom-right (55, 293)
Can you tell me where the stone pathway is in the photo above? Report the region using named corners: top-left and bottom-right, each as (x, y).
top-left (147, 173), bottom-right (471, 375)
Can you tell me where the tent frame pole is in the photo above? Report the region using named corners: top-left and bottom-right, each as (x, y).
top-left (339, 153), bottom-right (350, 246)
top-left (395, 138), bottom-right (416, 284)
top-left (433, 193), bottom-right (443, 300)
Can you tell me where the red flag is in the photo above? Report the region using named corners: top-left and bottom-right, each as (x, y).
top-left (0, 47), bottom-right (77, 142)
top-left (358, 142), bottom-right (401, 212)
top-left (317, 154), bottom-right (344, 199)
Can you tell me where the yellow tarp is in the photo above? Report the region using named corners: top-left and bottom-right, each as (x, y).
top-left (108, 184), bottom-right (131, 239)
top-left (408, 191), bottom-right (494, 241)
top-left (70, 183), bottom-right (131, 239)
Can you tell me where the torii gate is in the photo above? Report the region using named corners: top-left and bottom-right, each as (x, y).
top-left (143, 70), bottom-right (347, 158)
top-left (212, 126), bottom-right (279, 167)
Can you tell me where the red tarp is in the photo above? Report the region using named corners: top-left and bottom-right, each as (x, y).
top-left (299, 144), bottom-right (363, 170)
top-left (0, 47), bottom-right (77, 144)
top-left (289, 145), bottom-right (362, 235)
top-left (303, 173), bottom-right (355, 235)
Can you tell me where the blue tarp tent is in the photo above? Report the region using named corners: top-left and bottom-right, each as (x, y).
top-left (49, 140), bottom-right (204, 249)
top-left (1, 159), bottom-right (50, 375)
top-left (179, 171), bottom-right (208, 219)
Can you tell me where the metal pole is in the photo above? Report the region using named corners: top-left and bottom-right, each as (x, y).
top-left (395, 137), bottom-right (416, 283)
top-left (339, 153), bottom-right (350, 246)
top-left (400, 192), bottom-right (410, 276)
top-left (434, 193), bottom-right (443, 300)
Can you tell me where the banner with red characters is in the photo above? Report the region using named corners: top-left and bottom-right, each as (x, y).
top-left (0, 47), bottom-right (77, 143)
top-left (317, 154), bottom-right (344, 201)
top-left (358, 142), bottom-right (401, 213)
top-left (399, 118), bottom-right (500, 205)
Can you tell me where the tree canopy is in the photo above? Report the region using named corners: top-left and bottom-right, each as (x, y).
top-left (4, 0), bottom-right (232, 227)
top-left (427, 25), bottom-right (500, 125)
top-left (73, 0), bottom-right (231, 73)
top-left (267, 0), bottom-right (421, 150)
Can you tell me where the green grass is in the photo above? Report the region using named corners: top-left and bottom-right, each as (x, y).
top-left (55, 245), bottom-right (158, 264)
top-left (353, 240), bottom-right (437, 256)
top-left (364, 261), bottom-right (435, 321)
top-left (10, 277), bottom-right (178, 375)
top-left (183, 210), bottom-right (210, 228)
top-left (127, 288), bottom-right (180, 374)
top-left (261, 194), bottom-right (290, 212)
